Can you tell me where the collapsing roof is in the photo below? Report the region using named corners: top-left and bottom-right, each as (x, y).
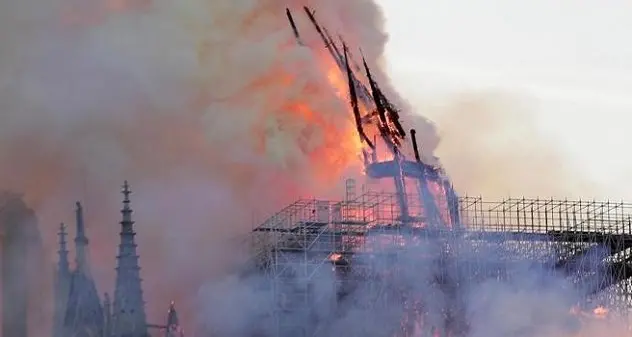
top-left (286, 6), bottom-right (458, 228)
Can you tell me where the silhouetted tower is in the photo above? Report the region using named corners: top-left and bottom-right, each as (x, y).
top-left (63, 202), bottom-right (105, 337)
top-left (165, 302), bottom-right (184, 337)
top-left (53, 223), bottom-right (71, 337)
top-left (1, 194), bottom-right (37, 337)
top-left (111, 181), bottom-right (149, 337)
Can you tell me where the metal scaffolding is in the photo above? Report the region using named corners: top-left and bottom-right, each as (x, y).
top-left (250, 184), bottom-right (632, 337)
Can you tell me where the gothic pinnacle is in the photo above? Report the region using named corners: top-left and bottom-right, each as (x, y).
top-left (122, 180), bottom-right (131, 204)
top-left (57, 223), bottom-right (69, 273)
top-left (74, 201), bottom-right (89, 272)
top-left (112, 180), bottom-right (148, 337)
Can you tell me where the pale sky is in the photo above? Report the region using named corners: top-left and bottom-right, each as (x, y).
top-left (377, 0), bottom-right (632, 198)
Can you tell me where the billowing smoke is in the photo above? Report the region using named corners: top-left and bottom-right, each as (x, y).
top-left (198, 232), bottom-right (631, 337)
top-left (0, 0), bottom-right (439, 331)
top-left (400, 92), bottom-right (603, 199)
top-left (1, 0), bottom-right (626, 335)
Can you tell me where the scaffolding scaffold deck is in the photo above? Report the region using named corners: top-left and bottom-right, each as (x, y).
top-left (249, 189), bottom-right (632, 337)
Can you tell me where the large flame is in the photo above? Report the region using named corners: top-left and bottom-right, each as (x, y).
top-left (0, 0), bottom-right (451, 334)
top-left (264, 53), bottom-right (366, 181)
top-left (0, 0), bottom-right (409, 331)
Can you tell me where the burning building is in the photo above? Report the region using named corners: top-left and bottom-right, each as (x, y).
top-left (52, 181), bottom-right (184, 337)
top-left (3, 3), bottom-right (626, 336)
top-left (243, 7), bottom-right (632, 337)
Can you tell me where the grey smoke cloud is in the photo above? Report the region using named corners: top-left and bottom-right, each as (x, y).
top-left (0, 0), bottom-right (440, 331)
top-left (2, 0), bottom-right (626, 335)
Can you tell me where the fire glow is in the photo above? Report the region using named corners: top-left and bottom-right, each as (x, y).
top-left (281, 6), bottom-right (459, 233)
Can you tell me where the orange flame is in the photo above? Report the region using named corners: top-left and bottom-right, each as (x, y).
top-left (593, 306), bottom-right (608, 318)
top-left (256, 52), bottom-right (366, 183)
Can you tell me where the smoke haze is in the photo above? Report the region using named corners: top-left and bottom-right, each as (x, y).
top-left (0, 0), bottom-right (627, 335)
top-left (398, 91), bottom-right (603, 199)
top-left (0, 0), bottom-right (440, 332)
top-left (198, 233), bottom-right (631, 337)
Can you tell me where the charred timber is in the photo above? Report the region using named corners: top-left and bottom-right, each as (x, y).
top-left (361, 55), bottom-right (406, 144)
top-left (288, 6), bottom-right (410, 156)
top-left (301, 7), bottom-right (340, 65)
top-left (285, 8), bottom-right (303, 45)
top-left (363, 58), bottom-right (388, 126)
top-left (336, 34), bottom-right (363, 73)
top-left (343, 45), bottom-right (374, 149)
top-left (300, 6), bottom-right (374, 104)
top-left (360, 53), bottom-right (405, 138)
top-left (362, 55), bottom-right (398, 153)
top-left (410, 129), bottom-right (422, 162)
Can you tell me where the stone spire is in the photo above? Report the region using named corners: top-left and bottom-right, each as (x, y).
top-left (63, 202), bottom-right (104, 337)
top-left (53, 223), bottom-right (71, 337)
top-left (112, 181), bottom-right (148, 337)
top-left (74, 202), bottom-right (89, 273)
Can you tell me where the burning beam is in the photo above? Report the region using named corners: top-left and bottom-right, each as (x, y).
top-left (360, 53), bottom-right (406, 139)
top-left (285, 8), bottom-right (304, 45)
top-left (361, 54), bottom-right (398, 155)
top-left (335, 33), bottom-right (363, 74)
top-left (361, 56), bottom-right (387, 126)
top-left (302, 7), bottom-right (342, 68)
top-left (284, 6), bottom-right (458, 229)
top-left (292, 5), bottom-right (411, 159)
top-left (410, 129), bottom-right (422, 162)
top-left (301, 6), bottom-right (374, 105)
top-left (343, 44), bottom-right (374, 149)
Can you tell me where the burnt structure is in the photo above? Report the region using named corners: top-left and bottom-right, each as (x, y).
top-left (53, 182), bottom-right (183, 337)
top-left (245, 8), bottom-right (632, 337)
top-left (286, 6), bottom-right (458, 228)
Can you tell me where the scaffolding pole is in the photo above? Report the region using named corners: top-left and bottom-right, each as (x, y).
top-left (251, 192), bottom-right (632, 337)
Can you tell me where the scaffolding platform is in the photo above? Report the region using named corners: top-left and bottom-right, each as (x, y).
top-left (249, 191), bottom-right (632, 337)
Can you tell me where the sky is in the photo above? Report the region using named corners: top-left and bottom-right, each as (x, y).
top-left (377, 0), bottom-right (632, 199)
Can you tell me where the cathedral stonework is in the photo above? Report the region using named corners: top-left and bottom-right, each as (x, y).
top-left (53, 181), bottom-right (182, 337)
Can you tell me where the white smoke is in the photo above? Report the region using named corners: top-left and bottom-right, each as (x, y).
top-left (197, 231), bottom-right (631, 336)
